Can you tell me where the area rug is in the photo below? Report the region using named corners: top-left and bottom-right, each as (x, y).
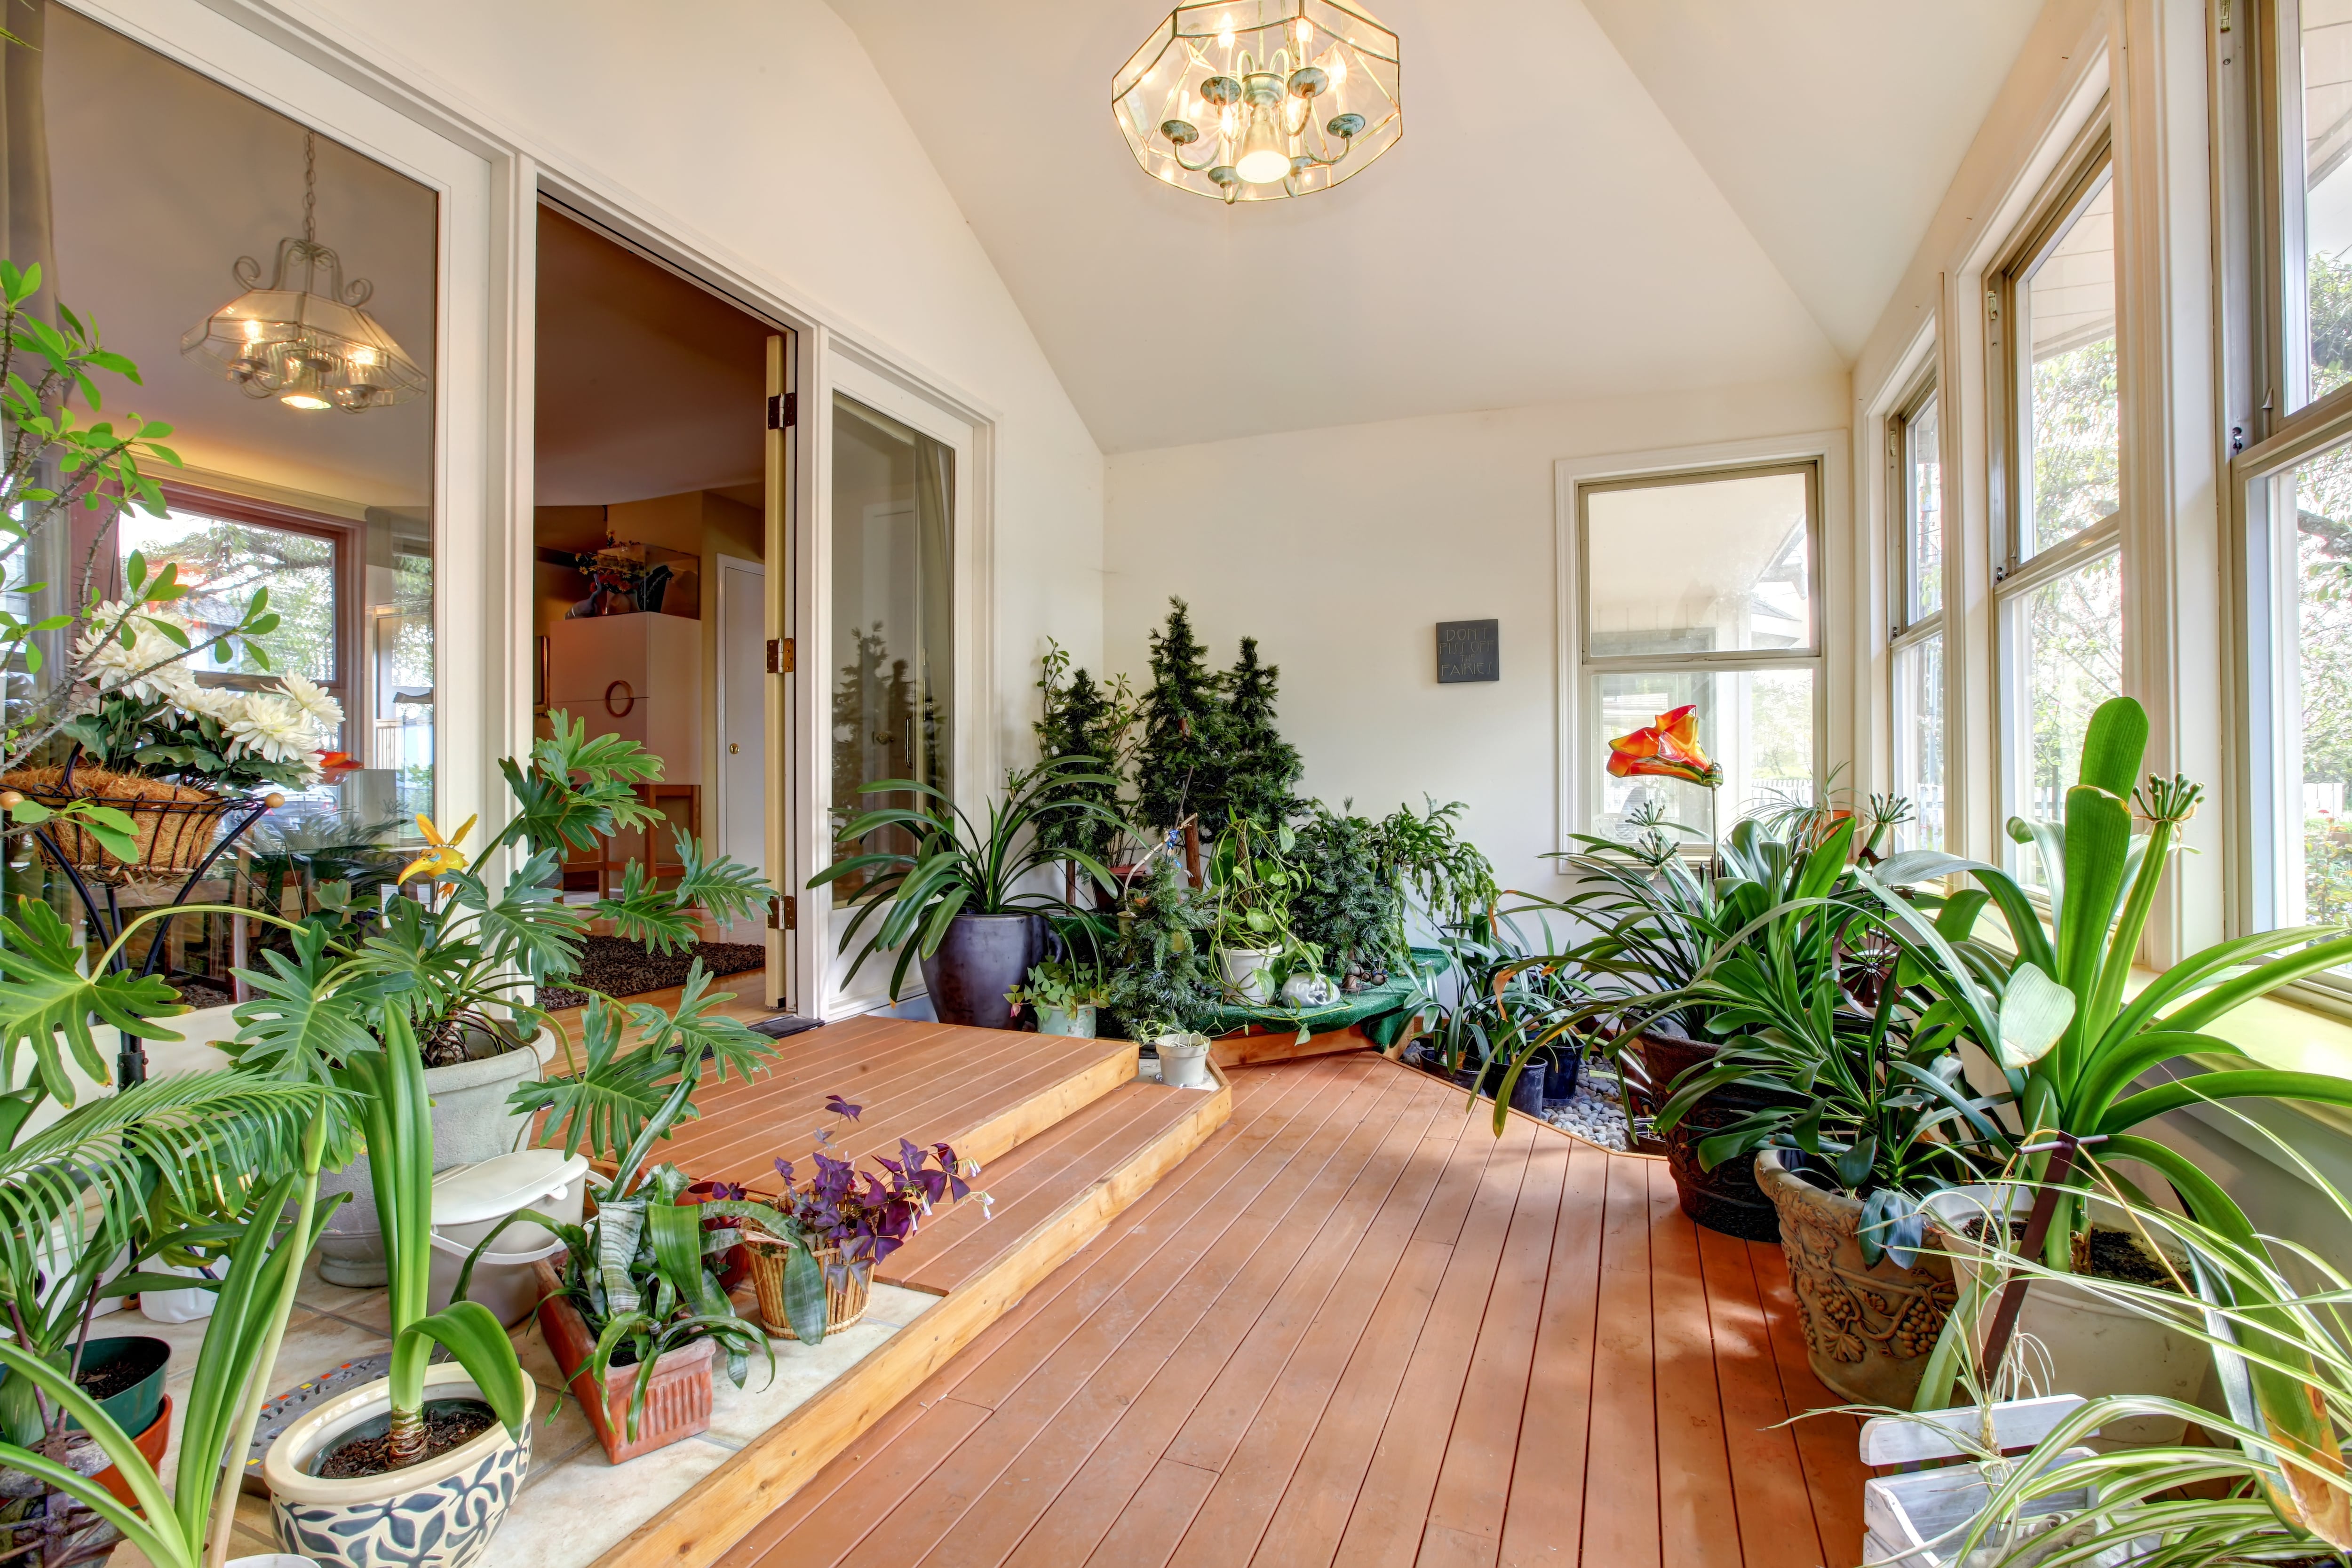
top-left (536, 936), bottom-right (768, 1008)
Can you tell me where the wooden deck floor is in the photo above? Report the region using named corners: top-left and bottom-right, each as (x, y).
top-left (710, 1051), bottom-right (1868, 1568)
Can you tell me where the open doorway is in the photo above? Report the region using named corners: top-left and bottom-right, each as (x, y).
top-left (532, 203), bottom-right (789, 1009)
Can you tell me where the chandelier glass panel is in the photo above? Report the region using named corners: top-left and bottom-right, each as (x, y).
top-left (1114, 2), bottom-right (1400, 204)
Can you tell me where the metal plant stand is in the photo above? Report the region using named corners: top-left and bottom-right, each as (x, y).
top-left (8, 756), bottom-right (280, 1087)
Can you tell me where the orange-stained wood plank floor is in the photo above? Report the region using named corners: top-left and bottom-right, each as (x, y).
top-left (709, 1051), bottom-right (1867, 1568)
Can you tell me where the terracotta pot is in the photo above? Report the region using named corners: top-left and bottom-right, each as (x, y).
top-left (1756, 1148), bottom-right (1955, 1407)
top-left (531, 1259), bottom-right (715, 1464)
top-left (1629, 1033), bottom-right (1787, 1242)
top-left (90, 1393), bottom-right (171, 1510)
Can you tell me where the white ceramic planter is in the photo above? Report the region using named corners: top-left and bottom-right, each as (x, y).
top-left (318, 1032), bottom-right (555, 1286)
top-left (1155, 1032), bottom-right (1214, 1090)
top-left (262, 1364), bottom-right (533, 1568)
top-left (1925, 1186), bottom-right (2206, 1447)
top-left (1220, 947), bottom-right (1277, 1003)
top-left (1037, 1003), bottom-right (1097, 1038)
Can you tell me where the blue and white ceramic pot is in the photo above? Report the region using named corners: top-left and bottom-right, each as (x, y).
top-left (262, 1364), bottom-right (533, 1568)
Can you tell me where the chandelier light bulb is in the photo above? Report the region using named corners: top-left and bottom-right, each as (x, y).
top-left (1234, 108), bottom-right (1289, 183)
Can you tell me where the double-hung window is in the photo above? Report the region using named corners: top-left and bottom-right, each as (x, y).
top-left (1888, 378), bottom-right (1947, 851)
top-left (1575, 462), bottom-right (1823, 847)
top-left (2227, 0), bottom-right (2352, 979)
top-left (1991, 146), bottom-right (2124, 888)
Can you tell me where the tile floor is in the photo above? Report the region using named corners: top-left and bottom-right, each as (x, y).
top-left (103, 1254), bottom-right (938, 1568)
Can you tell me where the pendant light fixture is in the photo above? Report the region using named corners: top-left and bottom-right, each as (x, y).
top-left (1113, 2), bottom-right (1400, 204)
top-left (181, 132), bottom-right (427, 413)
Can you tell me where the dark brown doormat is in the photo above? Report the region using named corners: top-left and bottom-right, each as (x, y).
top-left (749, 1015), bottom-right (823, 1040)
top-left (536, 935), bottom-right (767, 1009)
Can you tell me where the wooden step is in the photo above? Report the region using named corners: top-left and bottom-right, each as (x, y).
top-left (596, 1061), bottom-right (1233, 1568)
top-left (648, 1018), bottom-right (1140, 1190)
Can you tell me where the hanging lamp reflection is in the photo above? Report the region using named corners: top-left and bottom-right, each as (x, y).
top-left (1113, 1), bottom-right (1399, 204)
top-left (181, 132), bottom-right (427, 413)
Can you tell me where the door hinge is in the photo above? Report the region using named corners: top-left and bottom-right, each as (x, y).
top-left (767, 637), bottom-right (795, 674)
top-left (769, 894), bottom-right (797, 931)
top-left (766, 392), bottom-right (798, 430)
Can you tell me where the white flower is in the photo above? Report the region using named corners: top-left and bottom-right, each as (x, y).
top-left (278, 672), bottom-right (344, 730)
top-left (227, 692), bottom-right (320, 764)
top-left (175, 682), bottom-right (245, 724)
top-left (75, 603), bottom-right (200, 703)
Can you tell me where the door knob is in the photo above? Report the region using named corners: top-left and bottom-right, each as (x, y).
top-left (729, 742), bottom-right (740, 754)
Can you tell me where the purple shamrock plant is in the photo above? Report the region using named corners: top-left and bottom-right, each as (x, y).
top-left (769, 1093), bottom-right (990, 1285)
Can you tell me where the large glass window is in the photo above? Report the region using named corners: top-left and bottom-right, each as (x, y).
top-left (1995, 148), bottom-right (2124, 888)
top-left (1890, 382), bottom-right (1947, 852)
top-left (2266, 443), bottom-right (2352, 931)
top-left (1578, 463), bottom-right (1821, 845)
top-left (2295, 0), bottom-right (2352, 407)
top-left (829, 392), bottom-right (953, 903)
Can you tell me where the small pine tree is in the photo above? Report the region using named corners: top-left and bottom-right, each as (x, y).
top-left (1133, 598), bottom-right (1229, 834)
top-left (1215, 636), bottom-right (1302, 830)
top-left (1033, 645), bottom-right (1129, 862)
top-left (1104, 855), bottom-right (1221, 1035)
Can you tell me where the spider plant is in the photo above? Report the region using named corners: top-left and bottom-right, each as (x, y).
top-left (813, 755), bottom-right (1125, 999)
top-left (1887, 1140), bottom-right (2352, 1562)
top-left (1862, 696), bottom-right (2352, 1272)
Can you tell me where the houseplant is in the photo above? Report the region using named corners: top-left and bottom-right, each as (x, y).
top-left (1864, 697), bottom-right (2352, 1413)
top-left (1207, 813), bottom-right (1322, 1004)
top-left (1103, 854), bottom-right (1222, 1040)
top-left (300, 711), bottom-right (770, 1282)
top-left (1006, 958), bottom-right (1111, 1037)
top-left (1031, 638), bottom-right (1140, 893)
top-left (0, 260), bottom-right (280, 785)
top-left (0, 1110), bottom-right (334, 1568)
top-left (740, 1095), bottom-right (982, 1337)
top-left (815, 755), bottom-right (1121, 1025)
top-left (1287, 803), bottom-right (1402, 988)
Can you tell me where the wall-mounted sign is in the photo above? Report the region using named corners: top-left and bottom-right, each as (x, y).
top-left (1436, 619), bottom-right (1499, 684)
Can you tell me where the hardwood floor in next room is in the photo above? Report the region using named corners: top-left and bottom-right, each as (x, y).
top-left (710, 1051), bottom-right (1868, 1568)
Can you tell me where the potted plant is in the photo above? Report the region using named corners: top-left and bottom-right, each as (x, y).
top-left (815, 755), bottom-right (1121, 1027)
top-left (1102, 855), bottom-right (1222, 1042)
top-left (1208, 814), bottom-right (1323, 1004)
top-left (1146, 1024), bottom-right (1215, 1090)
top-left (1006, 958), bottom-right (1110, 1037)
top-left (461, 1003), bottom-right (783, 1465)
top-left (0, 1106), bottom-right (334, 1568)
top-left (1864, 698), bottom-right (2352, 1421)
top-left (740, 1094), bottom-right (983, 1339)
top-left (296, 711), bottom-right (770, 1284)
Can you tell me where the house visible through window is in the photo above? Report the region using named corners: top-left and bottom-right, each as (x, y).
top-left (1578, 463), bottom-right (1821, 846)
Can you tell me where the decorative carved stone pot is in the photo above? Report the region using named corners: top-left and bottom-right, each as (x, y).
top-left (1755, 1147), bottom-right (1955, 1407)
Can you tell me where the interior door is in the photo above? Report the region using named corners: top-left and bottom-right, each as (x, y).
top-left (716, 558), bottom-right (767, 944)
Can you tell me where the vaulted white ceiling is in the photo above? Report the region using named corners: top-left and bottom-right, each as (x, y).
top-left (825, 0), bottom-right (2042, 455)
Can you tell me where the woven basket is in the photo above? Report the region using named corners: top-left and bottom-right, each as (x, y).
top-left (0, 764), bottom-right (238, 878)
top-left (745, 1239), bottom-right (870, 1337)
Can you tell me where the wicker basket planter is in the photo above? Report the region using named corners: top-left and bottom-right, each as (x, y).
top-left (744, 1240), bottom-right (870, 1338)
top-left (0, 762), bottom-right (246, 878)
top-left (530, 1258), bottom-right (714, 1463)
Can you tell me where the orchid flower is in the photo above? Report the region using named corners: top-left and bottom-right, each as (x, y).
top-left (1605, 705), bottom-right (1722, 788)
top-left (397, 812), bottom-right (476, 885)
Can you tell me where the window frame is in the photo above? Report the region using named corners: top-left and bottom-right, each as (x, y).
top-left (1988, 136), bottom-right (2128, 864)
top-left (1887, 372), bottom-right (1949, 851)
top-left (1568, 456), bottom-right (1827, 849)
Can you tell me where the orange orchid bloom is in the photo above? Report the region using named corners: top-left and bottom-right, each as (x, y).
top-left (315, 750), bottom-right (362, 777)
top-left (1605, 704), bottom-right (1722, 788)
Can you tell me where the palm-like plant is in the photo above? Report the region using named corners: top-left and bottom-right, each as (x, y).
top-left (1862, 697), bottom-right (2352, 1271)
top-left (813, 756), bottom-right (1124, 998)
top-left (0, 1122), bottom-right (330, 1568)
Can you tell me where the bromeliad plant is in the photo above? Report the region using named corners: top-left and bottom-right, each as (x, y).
top-left (1862, 697), bottom-right (2352, 1272)
top-left (815, 755), bottom-right (1124, 1000)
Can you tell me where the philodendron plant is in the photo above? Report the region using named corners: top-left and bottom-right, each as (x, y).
top-left (1863, 697), bottom-right (2352, 1270)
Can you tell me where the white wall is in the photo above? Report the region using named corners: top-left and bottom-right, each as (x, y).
top-left (1103, 374), bottom-right (1849, 892)
top-left (295, 0), bottom-right (1107, 747)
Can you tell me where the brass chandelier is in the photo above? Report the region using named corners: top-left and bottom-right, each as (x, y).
top-left (1113, 2), bottom-right (1400, 204)
top-left (181, 133), bottom-right (427, 414)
